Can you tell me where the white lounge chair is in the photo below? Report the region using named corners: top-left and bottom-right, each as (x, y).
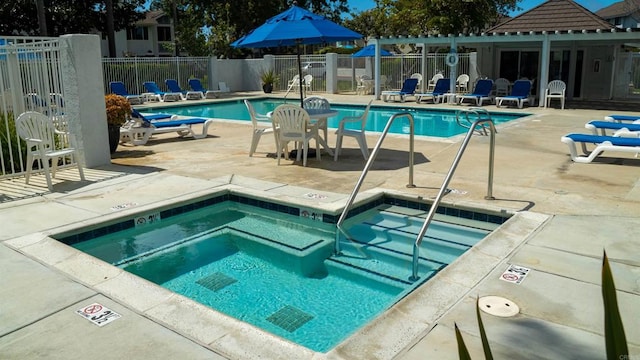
top-left (166, 79), bottom-right (204, 100)
top-left (495, 80), bottom-right (532, 108)
top-left (545, 80), bottom-right (566, 109)
top-left (245, 99), bottom-right (274, 157)
top-left (457, 79), bottom-right (494, 106)
top-left (334, 99), bottom-right (372, 161)
top-left (15, 111), bottom-right (85, 191)
top-left (188, 78), bottom-right (221, 99)
top-left (415, 78), bottom-right (450, 104)
top-left (120, 110), bottom-right (213, 146)
top-left (585, 120), bottom-right (640, 136)
top-left (381, 78), bottom-right (419, 102)
top-left (604, 114), bottom-right (640, 122)
top-left (561, 133), bottom-right (640, 163)
top-left (109, 81), bottom-right (145, 104)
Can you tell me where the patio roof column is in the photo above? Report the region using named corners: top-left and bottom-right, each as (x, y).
top-left (449, 37), bottom-right (458, 100)
top-left (374, 39), bottom-right (381, 100)
top-left (538, 32), bottom-right (551, 107)
top-left (420, 44), bottom-right (427, 93)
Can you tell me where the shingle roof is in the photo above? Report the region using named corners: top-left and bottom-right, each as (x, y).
top-left (487, 0), bottom-right (614, 32)
top-left (596, 0), bottom-right (640, 19)
top-left (136, 10), bottom-right (166, 26)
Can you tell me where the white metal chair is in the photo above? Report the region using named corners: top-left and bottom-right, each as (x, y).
top-left (245, 100), bottom-right (274, 156)
top-left (545, 80), bottom-right (567, 109)
top-left (15, 111), bottom-right (85, 191)
top-left (271, 104), bottom-right (319, 167)
top-left (334, 99), bottom-right (372, 161)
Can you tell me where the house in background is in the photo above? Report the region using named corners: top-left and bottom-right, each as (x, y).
top-left (596, 0), bottom-right (640, 28)
top-left (99, 10), bottom-right (176, 57)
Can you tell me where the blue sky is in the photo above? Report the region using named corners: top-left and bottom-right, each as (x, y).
top-left (347, 0), bottom-right (618, 15)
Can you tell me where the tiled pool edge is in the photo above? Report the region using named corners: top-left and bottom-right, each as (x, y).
top-left (3, 180), bottom-right (548, 360)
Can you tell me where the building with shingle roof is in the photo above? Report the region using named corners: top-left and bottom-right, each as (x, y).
top-left (373, 0), bottom-right (640, 103)
top-left (99, 10), bottom-right (176, 57)
top-left (596, 0), bottom-right (640, 29)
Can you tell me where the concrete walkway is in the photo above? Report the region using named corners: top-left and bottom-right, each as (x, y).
top-left (1, 93), bottom-right (638, 359)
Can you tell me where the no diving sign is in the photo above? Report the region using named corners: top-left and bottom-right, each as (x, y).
top-left (500, 264), bottom-right (531, 285)
top-left (76, 303), bottom-right (121, 327)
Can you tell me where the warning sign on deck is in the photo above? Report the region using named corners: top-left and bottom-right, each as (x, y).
top-left (76, 303), bottom-right (121, 327)
top-left (499, 264), bottom-right (531, 285)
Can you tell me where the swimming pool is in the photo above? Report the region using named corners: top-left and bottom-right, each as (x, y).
top-left (56, 192), bottom-right (507, 353)
top-left (146, 98), bottom-right (527, 138)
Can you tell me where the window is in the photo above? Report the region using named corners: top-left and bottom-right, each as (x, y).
top-left (157, 27), bottom-right (172, 42)
top-left (127, 27), bottom-right (148, 40)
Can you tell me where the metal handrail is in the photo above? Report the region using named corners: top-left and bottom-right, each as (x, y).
top-left (335, 112), bottom-right (416, 254)
top-left (410, 108), bottom-right (496, 281)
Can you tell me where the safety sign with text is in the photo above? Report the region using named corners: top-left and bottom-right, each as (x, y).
top-left (76, 303), bottom-right (121, 327)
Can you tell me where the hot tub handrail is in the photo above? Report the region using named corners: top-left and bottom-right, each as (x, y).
top-left (335, 112), bottom-right (415, 254)
top-left (410, 107), bottom-right (496, 281)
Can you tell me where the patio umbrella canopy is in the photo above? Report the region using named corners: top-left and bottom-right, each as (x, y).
top-left (231, 5), bottom-right (362, 106)
top-left (351, 44), bottom-right (392, 58)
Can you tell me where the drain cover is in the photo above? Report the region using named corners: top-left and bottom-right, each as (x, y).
top-left (478, 296), bottom-right (519, 317)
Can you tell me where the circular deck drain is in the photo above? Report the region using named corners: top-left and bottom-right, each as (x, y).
top-left (478, 296), bottom-right (519, 317)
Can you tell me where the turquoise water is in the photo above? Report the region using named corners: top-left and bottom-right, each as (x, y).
top-left (68, 200), bottom-right (492, 352)
top-left (147, 98), bottom-right (526, 137)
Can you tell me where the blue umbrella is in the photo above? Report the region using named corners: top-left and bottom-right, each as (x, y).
top-left (231, 5), bottom-right (362, 106)
top-left (351, 44), bottom-right (392, 58)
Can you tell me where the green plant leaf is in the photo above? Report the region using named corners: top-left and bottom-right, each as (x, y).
top-left (455, 322), bottom-right (473, 360)
top-left (602, 250), bottom-right (628, 359)
top-left (476, 297), bottom-right (494, 360)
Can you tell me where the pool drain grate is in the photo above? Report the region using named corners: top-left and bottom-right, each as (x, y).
top-left (196, 272), bottom-right (237, 292)
top-left (266, 305), bottom-right (314, 332)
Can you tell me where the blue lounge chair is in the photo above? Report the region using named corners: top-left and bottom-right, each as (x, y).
top-left (109, 81), bottom-right (145, 104)
top-left (119, 109), bottom-right (213, 146)
top-left (604, 114), bottom-right (640, 122)
top-left (165, 79), bottom-right (204, 100)
top-left (585, 120), bottom-right (640, 136)
top-left (188, 78), bottom-right (221, 99)
top-left (561, 133), bottom-right (640, 163)
top-left (415, 78), bottom-right (451, 103)
top-left (495, 80), bottom-right (532, 108)
top-left (457, 79), bottom-right (494, 106)
top-left (381, 78), bottom-right (419, 102)
top-left (143, 81), bottom-right (182, 102)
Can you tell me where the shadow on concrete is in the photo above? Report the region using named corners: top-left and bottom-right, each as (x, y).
top-left (267, 148), bottom-right (430, 171)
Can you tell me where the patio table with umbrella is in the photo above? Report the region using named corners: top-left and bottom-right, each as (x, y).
top-left (351, 44), bottom-right (392, 94)
top-left (231, 5), bottom-right (362, 107)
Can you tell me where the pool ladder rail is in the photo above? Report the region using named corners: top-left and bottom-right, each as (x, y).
top-left (335, 108), bottom-right (497, 282)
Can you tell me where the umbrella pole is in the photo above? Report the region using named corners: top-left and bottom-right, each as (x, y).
top-left (297, 43), bottom-right (304, 107)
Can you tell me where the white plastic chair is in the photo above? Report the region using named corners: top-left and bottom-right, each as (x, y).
top-left (411, 73), bottom-right (423, 90)
top-left (494, 78), bottom-right (511, 96)
top-left (356, 75), bottom-right (372, 95)
top-left (545, 80), bottom-right (566, 109)
top-left (302, 96), bottom-right (330, 141)
top-left (15, 111), bottom-right (85, 191)
top-left (456, 74), bottom-right (470, 94)
top-left (271, 104), bottom-right (319, 167)
top-left (334, 100), bottom-right (372, 161)
top-left (244, 100), bottom-right (274, 157)
top-left (218, 82), bottom-right (231, 93)
top-left (303, 74), bottom-right (313, 95)
top-left (426, 73), bottom-right (442, 91)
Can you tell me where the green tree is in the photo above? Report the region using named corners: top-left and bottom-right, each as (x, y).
top-left (0, 0), bottom-right (144, 37)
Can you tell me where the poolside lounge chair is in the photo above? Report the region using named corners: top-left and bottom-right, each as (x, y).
top-left (415, 78), bottom-right (450, 103)
top-left (545, 80), bottom-right (566, 109)
top-left (120, 109), bottom-right (213, 146)
top-left (561, 133), bottom-right (640, 163)
top-left (109, 81), bottom-right (145, 105)
top-left (188, 78), bottom-right (220, 99)
top-left (457, 79), bottom-right (494, 106)
top-left (495, 80), bottom-right (532, 108)
top-left (585, 120), bottom-right (640, 136)
top-left (381, 78), bottom-right (419, 102)
top-left (604, 114), bottom-right (640, 122)
top-left (15, 111), bottom-right (85, 191)
top-left (165, 79), bottom-right (204, 100)
top-left (143, 81), bottom-right (182, 102)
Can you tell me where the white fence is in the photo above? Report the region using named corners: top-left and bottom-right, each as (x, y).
top-left (0, 36), bottom-right (70, 179)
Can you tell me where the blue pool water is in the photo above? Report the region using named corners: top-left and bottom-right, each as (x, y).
top-left (59, 194), bottom-right (505, 352)
top-left (146, 98), bottom-right (527, 138)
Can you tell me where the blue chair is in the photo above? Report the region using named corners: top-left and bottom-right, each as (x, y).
top-left (165, 79), bottom-right (204, 100)
top-left (585, 120), bottom-right (640, 136)
top-left (109, 81), bottom-right (144, 104)
top-left (381, 78), bottom-right (419, 102)
top-left (119, 109), bottom-right (214, 146)
top-left (561, 133), bottom-right (640, 163)
top-left (415, 78), bottom-right (451, 103)
top-left (496, 80), bottom-right (532, 108)
top-left (456, 79), bottom-right (494, 106)
top-left (143, 81), bottom-right (182, 102)
top-left (188, 78), bottom-right (221, 99)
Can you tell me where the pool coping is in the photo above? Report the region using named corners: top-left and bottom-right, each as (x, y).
top-left (4, 176), bottom-right (550, 359)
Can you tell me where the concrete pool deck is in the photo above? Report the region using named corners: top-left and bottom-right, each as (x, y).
top-left (0, 93), bottom-right (638, 359)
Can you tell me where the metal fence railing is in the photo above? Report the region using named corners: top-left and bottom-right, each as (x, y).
top-left (0, 36), bottom-right (70, 179)
top-left (102, 57), bottom-right (211, 95)
top-left (273, 54), bottom-right (326, 95)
